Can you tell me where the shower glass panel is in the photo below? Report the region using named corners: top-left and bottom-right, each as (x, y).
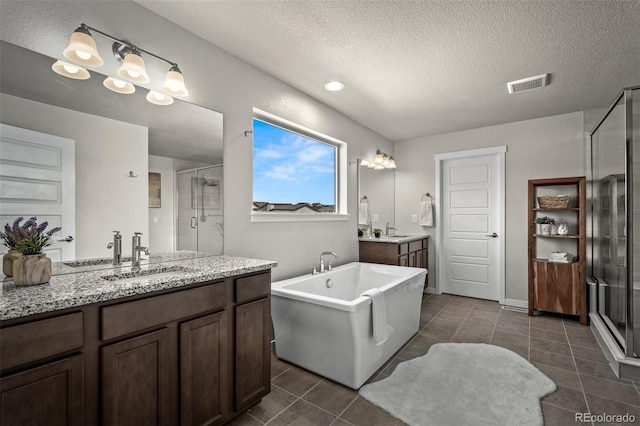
top-left (176, 165), bottom-right (223, 254)
top-left (591, 95), bottom-right (627, 349)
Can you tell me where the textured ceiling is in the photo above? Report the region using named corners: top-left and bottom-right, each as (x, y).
top-left (137, 0), bottom-right (640, 141)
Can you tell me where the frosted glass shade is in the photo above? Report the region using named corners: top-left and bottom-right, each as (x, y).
top-left (161, 69), bottom-right (189, 97)
top-left (52, 60), bottom-right (90, 80)
top-left (146, 90), bottom-right (174, 105)
top-left (63, 30), bottom-right (104, 67)
top-left (116, 52), bottom-right (150, 84)
top-left (103, 77), bottom-right (135, 94)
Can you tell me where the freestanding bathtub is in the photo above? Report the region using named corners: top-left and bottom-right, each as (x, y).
top-left (271, 262), bottom-right (427, 389)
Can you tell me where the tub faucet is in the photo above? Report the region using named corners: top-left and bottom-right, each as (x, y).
top-left (132, 232), bottom-right (151, 271)
top-left (320, 251), bottom-right (339, 272)
top-left (386, 222), bottom-right (396, 236)
top-left (106, 230), bottom-right (122, 265)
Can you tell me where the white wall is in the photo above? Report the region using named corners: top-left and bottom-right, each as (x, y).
top-left (395, 112), bottom-right (585, 303)
top-left (0, 93), bottom-right (148, 259)
top-left (1, 1), bottom-right (393, 280)
top-left (148, 155), bottom-right (175, 253)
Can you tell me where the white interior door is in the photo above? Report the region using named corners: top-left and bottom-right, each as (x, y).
top-left (436, 147), bottom-right (505, 301)
top-left (0, 124), bottom-right (75, 262)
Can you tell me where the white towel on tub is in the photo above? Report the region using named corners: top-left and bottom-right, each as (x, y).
top-left (361, 288), bottom-right (388, 345)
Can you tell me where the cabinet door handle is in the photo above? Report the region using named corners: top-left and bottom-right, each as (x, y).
top-left (486, 233), bottom-right (498, 238)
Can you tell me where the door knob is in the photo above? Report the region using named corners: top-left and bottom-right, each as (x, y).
top-left (486, 233), bottom-right (498, 238)
top-left (58, 235), bottom-right (74, 242)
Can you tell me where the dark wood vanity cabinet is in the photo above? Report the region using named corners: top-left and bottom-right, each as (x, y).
top-left (0, 270), bottom-right (272, 426)
top-left (0, 355), bottom-right (84, 426)
top-left (360, 237), bottom-right (429, 270)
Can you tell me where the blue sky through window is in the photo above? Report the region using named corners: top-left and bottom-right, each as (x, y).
top-left (253, 119), bottom-right (336, 206)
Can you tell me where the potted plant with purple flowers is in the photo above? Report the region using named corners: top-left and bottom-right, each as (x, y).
top-left (1, 217), bottom-right (60, 285)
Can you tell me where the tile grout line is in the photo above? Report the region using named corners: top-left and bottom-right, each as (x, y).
top-left (261, 383), bottom-right (306, 425)
top-left (561, 319), bottom-right (593, 426)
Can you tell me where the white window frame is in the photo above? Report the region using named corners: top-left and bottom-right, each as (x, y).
top-left (251, 108), bottom-right (348, 223)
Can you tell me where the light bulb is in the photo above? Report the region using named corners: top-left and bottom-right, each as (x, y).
top-left (75, 50), bottom-right (92, 61)
top-left (112, 79), bottom-right (126, 88)
top-left (63, 64), bottom-right (79, 74)
top-left (52, 60), bottom-right (90, 80)
top-left (146, 90), bottom-right (174, 105)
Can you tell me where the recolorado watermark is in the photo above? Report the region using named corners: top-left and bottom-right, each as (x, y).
top-left (575, 412), bottom-right (636, 423)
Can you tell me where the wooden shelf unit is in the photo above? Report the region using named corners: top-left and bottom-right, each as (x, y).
top-left (528, 176), bottom-right (587, 325)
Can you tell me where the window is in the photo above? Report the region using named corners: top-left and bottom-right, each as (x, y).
top-left (251, 109), bottom-right (347, 222)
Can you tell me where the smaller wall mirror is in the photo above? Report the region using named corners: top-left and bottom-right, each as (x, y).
top-left (357, 160), bottom-right (395, 236)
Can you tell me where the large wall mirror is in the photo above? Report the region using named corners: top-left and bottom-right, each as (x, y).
top-left (0, 41), bottom-right (223, 267)
top-left (357, 161), bottom-right (395, 236)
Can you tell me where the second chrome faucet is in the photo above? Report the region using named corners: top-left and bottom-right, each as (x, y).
top-left (132, 232), bottom-right (151, 271)
top-left (109, 231), bottom-right (150, 269)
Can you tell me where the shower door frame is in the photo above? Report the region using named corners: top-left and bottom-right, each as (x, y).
top-left (590, 87), bottom-right (637, 358)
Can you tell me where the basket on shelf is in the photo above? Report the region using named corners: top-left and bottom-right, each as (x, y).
top-left (537, 195), bottom-right (569, 209)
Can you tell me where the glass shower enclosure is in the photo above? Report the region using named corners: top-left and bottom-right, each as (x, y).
top-left (589, 86), bottom-right (640, 378)
top-left (176, 165), bottom-right (223, 254)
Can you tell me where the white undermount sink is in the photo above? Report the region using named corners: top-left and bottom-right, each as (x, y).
top-left (101, 266), bottom-right (191, 284)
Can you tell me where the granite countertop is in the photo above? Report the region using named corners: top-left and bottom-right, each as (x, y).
top-left (50, 250), bottom-right (221, 275)
top-left (1, 254), bottom-right (277, 321)
top-left (358, 234), bottom-right (429, 244)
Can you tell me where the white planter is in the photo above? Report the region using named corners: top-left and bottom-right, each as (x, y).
top-left (540, 224), bottom-right (553, 235)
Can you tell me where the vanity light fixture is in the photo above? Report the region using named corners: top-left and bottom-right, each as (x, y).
top-left (103, 77), bottom-right (135, 94)
top-left (51, 60), bottom-right (90, 80)
top-left (360, 150), bottom-right (396, 170)
top-left (55, 23), bottom-right (189, 105)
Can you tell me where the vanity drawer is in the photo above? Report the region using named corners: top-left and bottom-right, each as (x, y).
top-left (235, 272), bottom-right (271, 304)
top-left (409, 240), bottom-right (424, 252)
top-left (1, 312), bottom-right (84, 370)
top-left (101, 282), bottom-right (226, 341)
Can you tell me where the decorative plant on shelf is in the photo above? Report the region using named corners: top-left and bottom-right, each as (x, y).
top-left (0, 217), bottom-right (60, 285)
top-left (533, 216), bottom-right (555, 224)
top-left (373, 228), bottom-right (383, 238)
top-left (534, 216), bottom-right (555, 236)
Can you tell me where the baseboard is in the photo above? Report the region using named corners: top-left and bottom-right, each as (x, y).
top-left (502, 299), bottom-right (527, 309)
top-left (424, 287), bottom-right (437, 294)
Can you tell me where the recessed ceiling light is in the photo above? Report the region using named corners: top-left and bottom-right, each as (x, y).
top-left (324, 81), bottom-right (345, 92)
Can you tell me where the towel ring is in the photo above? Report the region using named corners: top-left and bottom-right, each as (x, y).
top-left (360, 195), bottom-right (369, 203)
top-left (421, 192), bottom-right (431, 201)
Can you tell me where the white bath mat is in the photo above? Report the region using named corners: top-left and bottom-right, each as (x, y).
top-left (359, 343), bottom-right (556, 426)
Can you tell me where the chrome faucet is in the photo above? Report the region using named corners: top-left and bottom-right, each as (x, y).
top-left (131, 232), bottom-right (151, 271)
top-left (320, 251), bottom-right (339, 272)
top-left (106, 230), bottom-right (122, 265)
top-left (386, 221), bottom-right (396, 236)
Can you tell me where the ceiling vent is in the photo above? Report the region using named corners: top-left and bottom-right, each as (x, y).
top-left (507, 74), bottom-right (549, 94)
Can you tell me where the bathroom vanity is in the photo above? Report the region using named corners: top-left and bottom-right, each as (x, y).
top-left (359, 235), bottom-right (429, 271)
top-left (0, 254), bottom-right (276, 426)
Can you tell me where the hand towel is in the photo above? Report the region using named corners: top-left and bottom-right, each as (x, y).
top-left (361, 288), bottom-right (388, 345)
top-left (420, 199), bottom-right (433, 226)
top-left (358, 201), bottom-right (371, 226)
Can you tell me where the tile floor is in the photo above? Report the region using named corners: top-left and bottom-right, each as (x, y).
top-left (229, 294), bottom-right (640, 425)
